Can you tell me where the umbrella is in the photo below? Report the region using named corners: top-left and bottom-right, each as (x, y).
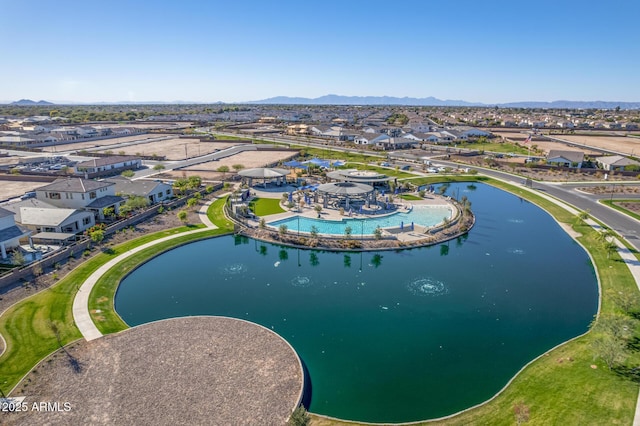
top-left (288, 192), bottom-right (293, 202)
top-left (400, 221), bottom-right (404, 231)
top-left (411, 222), bottom-right (414, 231)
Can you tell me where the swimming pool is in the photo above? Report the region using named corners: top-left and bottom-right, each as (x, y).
top-left (268, 204), bottom-right (452, 235)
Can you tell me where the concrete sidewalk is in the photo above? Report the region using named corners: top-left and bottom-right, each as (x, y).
top-left (73, 198), bottom-right (220, 341)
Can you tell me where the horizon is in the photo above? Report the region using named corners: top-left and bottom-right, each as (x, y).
top-left (1, 0), bottom-right (639, 104)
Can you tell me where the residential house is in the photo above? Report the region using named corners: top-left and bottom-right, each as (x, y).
top-left (35, 178), bottom-right (124, 220)
top-left (546, 150), bottom-right (585, 168)
top-left (106, 177), bottom-right (174, 204)
top-left (0, 207), bottom-right (30, 260)
top-left (374, 137), bottom-right (420, 150)
top-left (596, 155), bottom-right (640, 171)
top-left (354, 133), bottom-right (389, 146)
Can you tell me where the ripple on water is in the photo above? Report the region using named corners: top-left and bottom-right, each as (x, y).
top-left (291, 276), bottom-right (313, 288)
top-left (407, 277), bottom-right (448, 296)
top-left (507, 248), bottom-right (526, 255)
top-left (220, 263), bottom-right (247, 275)
top-left (508, 218), bottom-right (524, 224)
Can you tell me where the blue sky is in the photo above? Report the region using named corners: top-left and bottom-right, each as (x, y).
top-left (1, 0), bottom-right (639, 103)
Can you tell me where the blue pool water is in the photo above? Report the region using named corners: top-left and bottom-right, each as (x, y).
top-left (269, 204), bottom-right (452, 235)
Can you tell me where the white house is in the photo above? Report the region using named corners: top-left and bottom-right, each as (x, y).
top-left (19, 207), bottom-right (95, 234)
top-left (0, 207), bottom-right (30, 260)
top-left (354, 133), bottom-right (389, 145)
top-left (35, 178), bottom-right (124, 220)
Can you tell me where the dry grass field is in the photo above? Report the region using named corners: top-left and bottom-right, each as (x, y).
top-left (491, 131), bottom-right (603, 156)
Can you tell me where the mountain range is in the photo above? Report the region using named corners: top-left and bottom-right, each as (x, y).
top-left (248, 95), bottom-right (640, 109)
top-left (3, 96), bottom-right (640, 109)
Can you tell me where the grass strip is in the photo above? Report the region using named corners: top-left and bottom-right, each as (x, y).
top-left (601, 199), bottom-right (640, 221)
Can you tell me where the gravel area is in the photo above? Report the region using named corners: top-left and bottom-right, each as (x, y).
top-left (6, 316), bottom-right (303, 426)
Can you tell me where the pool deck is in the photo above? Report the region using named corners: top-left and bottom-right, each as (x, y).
top-left (251, 187), bottom-right (453, 243)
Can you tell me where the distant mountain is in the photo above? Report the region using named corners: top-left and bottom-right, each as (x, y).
top-left (10, 99), bottom-right (55, 106)
top-left (248, 94), bottom-right (483, 106)
top-left (499, 100), bottom-right (640, 109)
top-left (248, 95), bottom-right (640, 109)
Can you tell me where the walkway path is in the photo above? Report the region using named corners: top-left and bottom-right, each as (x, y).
top-left (72, 198), bottom-right (219, 341)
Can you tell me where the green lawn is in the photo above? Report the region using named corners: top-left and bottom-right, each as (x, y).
top-left (343, 162), bottom-right (415, 179)
top-left (399, 194), bottom-right (423, 200)
top-left (601, 199), bottom-right (640, 221)
top-left (455, 141), bottom-right (530, 155)
top-left (249, 197), bottom-right (285, 216)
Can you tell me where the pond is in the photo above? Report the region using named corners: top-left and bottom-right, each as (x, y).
top-left (115, 183), bottom-right (598, 423)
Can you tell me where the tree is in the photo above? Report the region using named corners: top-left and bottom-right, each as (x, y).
top-left (314, 205), bottom-right (322, 218)
top-left (187, 197), bottom-right (198, 209)
top-left (310, 225), bottom-right (319, 239)
top-left (373, 226), bottom-right (383, 240)
top-left (279, 224), bottom-right (288, 237)
top-left (173, 178), bottom-right (189, 196)
top-left (217, 165), bottom-right (230, 178)
top-left (344, 226), bottom-right (353, 240)
top-left (259, 218), bottom-right (266, 229)
top-left (287, 406), bottom-right (310, 426)
top-left (102, 206), bottom-right (115, 220)
top-left (177, 210), bottom-right (188, 224)
top-left (187, 175), bottom-right (202, 190)
top-left (121, 169), bottom-right (135, 178)
top-left (591, 335), bottom-right (627, 370)
top-left (232, 164), bottom-right (245, 172)
top-left (89, 229), bottom-right (105, 246)
top-left (153, 164), bottom-right (165, 171)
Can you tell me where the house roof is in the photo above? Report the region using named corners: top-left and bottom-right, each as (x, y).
top-left (76, 156), bottom-right (140, 168)
top-left (20, 207), bottom-right (83, 226)
top-left (0, 207), bottom-right (14, 219)
top-left (1, 199), bottom-right (57, 223)
top-left (37, 178), bottom-right (114, 193)
top-left (547, 150), bottom-right (584, 163)
top-left (87, 195), bottom-right (124, 209)
top-left (0, 225), bottom-right (30, 243)
top-left (106, 177), bottom-right (169, 197)
top-left (596, 155), bottom-right (640, 167)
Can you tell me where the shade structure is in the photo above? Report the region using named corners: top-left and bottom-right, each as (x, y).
top-left (238, 167), bottom-right (289, 179)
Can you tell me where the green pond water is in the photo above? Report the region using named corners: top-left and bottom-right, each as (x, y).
top-left (115, 183), bottom-right (598, 423)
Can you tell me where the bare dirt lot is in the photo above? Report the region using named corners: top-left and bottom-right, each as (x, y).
top-left (164, 149), bottom-right (297, 180)
top-left (0, 180), bottom-right (47, 200)
top-left (491, 131), bottom-right (603, 156)
top-left (96, 138), bottom-right (239, 160)
top-left (42, 134), bottom-right (171, 152)
top-left (547, 134), bottom-right (640, 155)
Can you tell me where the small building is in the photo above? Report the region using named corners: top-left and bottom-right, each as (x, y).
top-left (75, 156), bottom-right (142, 176)
top-left (546, 150), bottom-right (585, 168)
